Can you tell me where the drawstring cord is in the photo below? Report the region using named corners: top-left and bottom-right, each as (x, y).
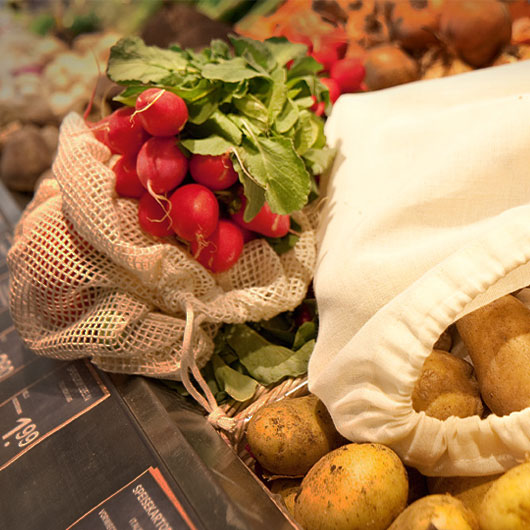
top-left (179, 301), bottom-right (238, 432)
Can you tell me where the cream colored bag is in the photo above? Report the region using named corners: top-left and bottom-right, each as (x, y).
top-left (8, 113), bottom-right (317, 382)
top-left (309, 60), bottom-right (530, 476)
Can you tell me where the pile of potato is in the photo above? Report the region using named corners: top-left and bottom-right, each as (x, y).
top-left (245, 293), bottom-right (530, 530)
top-left (0, 14), bottom-right (119, 200)
top-left (236, 0), bottom-right (530, 91)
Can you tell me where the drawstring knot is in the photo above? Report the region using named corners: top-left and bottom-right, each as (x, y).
top-left (179, 300), bottom-right (239, 433)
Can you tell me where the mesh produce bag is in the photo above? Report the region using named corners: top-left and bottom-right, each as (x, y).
top-left (309, 60), bottom-right (530, 476)
top-left (8, 113), bottom-right (317, 384)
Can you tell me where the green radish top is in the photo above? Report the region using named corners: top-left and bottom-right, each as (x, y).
top-left (105, 34), bottom-right (335, 221)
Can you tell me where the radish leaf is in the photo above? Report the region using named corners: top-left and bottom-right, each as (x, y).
top-left (107, 36), bottom-right (188, 85)
top-left (211, 354), bottom-right (258, 402)
top-left (238, 136), bottom-right (310, 215)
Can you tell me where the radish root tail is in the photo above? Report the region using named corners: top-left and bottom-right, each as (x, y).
top-left (131, 89), bottom-right (166, 124)
top-left (146, 181), bottom-right (172, 223)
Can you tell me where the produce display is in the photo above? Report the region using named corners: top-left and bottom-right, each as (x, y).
top-left (80, 34), bottom-right (332, 288)
top-left (236, 0), bottom-right (530, 91)
top-left (4, 0), bottom-right (530, 529)
top-left (456, 294), bottom-right (530, 416)
top-left (245, 293), bottom-right (530, 528)
top-left (387, 494), bottom-right (479, 530)
top-left (89, 34), bottom-right (333, 273)
top-left (0, 12), bottom-right (120, 201)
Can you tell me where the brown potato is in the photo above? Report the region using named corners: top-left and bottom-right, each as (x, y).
top-left (455, 294), bottom-right (530, 415)
top-left (269, 478), bottom-right (301, 516)
top-left (412, 349), bottom-right (484, 420)
top-left (478, 461), bottom-right (530, 529)
top-left (245, 394), bottom-right (343, 476)
top-left (294, 443), bottom-right (409, 530)
top-left (433, 327), bottom-right (453, 351)
top-left (427, 474), bottom-right (502, 515)
top-left (388, 493), bottom-right (479, 530)
top-left (439, 0), bottom-right (512, 67)
top-left (363, 44), bottom-right (420, 90)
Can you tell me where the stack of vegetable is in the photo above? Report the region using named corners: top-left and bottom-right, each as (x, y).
top-left (0, 13), bottom-right (120, 199)
top-left (245, 294), bottom-right (530, 529)
top-left (235, 0), bottom-right (530, 93)
top-left (92, 35), bottom-right (334, 273)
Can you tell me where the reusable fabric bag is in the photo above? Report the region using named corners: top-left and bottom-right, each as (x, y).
top-left (7, 113), bottom-right (317, 386)
top-left (309, 60), bottom-right (530, 476)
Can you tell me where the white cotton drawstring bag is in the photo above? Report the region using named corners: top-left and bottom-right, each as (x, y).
top-left (309, 60), bottom-right (530, 477)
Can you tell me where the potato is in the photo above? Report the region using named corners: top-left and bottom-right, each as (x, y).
top-left (412, 349), bottom-right (484, 420)
top-left (363, 44), bottom-right (419, 91)
top-left (387, 494), bottom-right (479, 530)
top-left (427, 474), bottom-right (502, 515)
top-left (433, 327), bottom-right (453, 351)
top-left (439, 0), bottom-right (512, 67)
top-left (479, 461), bottom-right (530, 530)
top-left (294, 443), bottom-right (408, 530)
top-left (245, 394), bottom-right (343, 476)
top-left (455, 294), bottom-right (530, 415)
top-left (269, 478), bottom-right (301, 516)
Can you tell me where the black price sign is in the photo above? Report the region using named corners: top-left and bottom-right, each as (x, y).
top-left (68, 467), bottom-right (198, 530)
top-left (0, 360), bottom-right (109, 470)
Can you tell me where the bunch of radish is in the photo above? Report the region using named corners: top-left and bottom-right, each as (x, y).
top-left (91, 89), bottom-right (291, 274)
top-left (283, 28), bottom-right (366, 117)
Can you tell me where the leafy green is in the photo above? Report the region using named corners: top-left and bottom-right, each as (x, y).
top-left (293, 321), bottom-right (317, 350)
top-left (107, 36), bottom-right (189, 85)
top-left (180, 136), bottom-right (235, 156)
top-left (164, 295), bottom-right (319, 404)
top-left (265, 218), bottom-right (301, 255)
top-left (225, 324), bottom-right (313, 385)
top-left (237, 135), bottom-right (310, 214)
top-left (263, 37), bottom-right (308, 67)
top-left (106, 34), bottom-right (335, 219)
top-left (201, 57), bottom-right (267, 82)
top-left (211, 354), bottom-right (258, 402)
top-left (303, 147), bottom-right (337, 175)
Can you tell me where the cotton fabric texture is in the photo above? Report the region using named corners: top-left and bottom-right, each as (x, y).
top-left (8, 113), bottom-right (317, 379)
top-left (309, 61), bottom-right (530, 476)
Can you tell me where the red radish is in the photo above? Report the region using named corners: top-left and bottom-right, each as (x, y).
top-left (191, 220), bottom-right (244, 273)
top-left (239, 225), bottom-right (257, 244)
top-left (137, 193), bottom-right (174, 238)
top-left (89, 116), bottom-right (111, 146)
top-left (320, 77), bottom-right (341, 103)
top-left (310, 96), bottom-right (325, 117)
top-left (189, 153), bottom-right (239, 190)
top-left (107, 107), bottom-right (150, 155)
top-left (320, 29), bottom-right (348, 59)
top-left (134, 88), bottom-right (188, 137)
top-left (168, 183), bottom-right (219, 242)
top-left (113, 155), bottom-right (145, 199)
top-left (231, 192), bottom-right (290, 239)
top-left (330, 58), bottom-right (366, 94)
top-left (136, 137), bottom-right (188, 195)
top-left (311, 44), bottom-right (339, 73)
top-left (294, 302), bottom-right (315, 327)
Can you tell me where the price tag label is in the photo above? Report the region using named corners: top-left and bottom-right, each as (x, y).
top-left (0, 360), bottom-right (109, 470)
top-left (68, 467), bottom-right (198, 530)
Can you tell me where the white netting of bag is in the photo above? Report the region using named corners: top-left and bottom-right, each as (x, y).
top-left (8, 113), bottom-right (318, 380)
